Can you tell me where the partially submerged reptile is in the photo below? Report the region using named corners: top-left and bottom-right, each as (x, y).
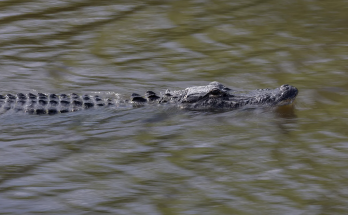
top-left (0, 81), bottom-right (298, 115)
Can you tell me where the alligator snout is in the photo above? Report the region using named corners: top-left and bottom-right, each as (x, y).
top-left (280, 84), bottom-right (298, 97)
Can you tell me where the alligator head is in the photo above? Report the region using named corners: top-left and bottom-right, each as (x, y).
top-left (161, 81), bottom-right (298, 110)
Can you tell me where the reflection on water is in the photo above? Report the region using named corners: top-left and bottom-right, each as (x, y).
top-left (1, 0), bottom-right (348, 214)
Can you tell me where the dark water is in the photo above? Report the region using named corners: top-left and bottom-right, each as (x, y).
top-left (1, 0), bottom-right (348, 214)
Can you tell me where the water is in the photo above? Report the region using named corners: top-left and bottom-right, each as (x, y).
top-left (1, 0), bottom-right (348, 214)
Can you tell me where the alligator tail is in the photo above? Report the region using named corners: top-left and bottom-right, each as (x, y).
top-left (0, 93), bottom-right (116, 115)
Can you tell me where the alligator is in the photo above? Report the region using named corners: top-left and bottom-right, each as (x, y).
top-left (0, 81), bottom-right (298, 115)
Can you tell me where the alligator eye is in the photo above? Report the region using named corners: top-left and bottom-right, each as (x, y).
top-left (210, 88), bottom-right (221, 95)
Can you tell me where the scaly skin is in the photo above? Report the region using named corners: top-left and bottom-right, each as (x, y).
top-left (0, 82), bottom-right (298, 115)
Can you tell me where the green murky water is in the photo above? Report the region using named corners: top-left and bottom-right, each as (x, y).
top-left (1, 0), bottom-right (348, 214)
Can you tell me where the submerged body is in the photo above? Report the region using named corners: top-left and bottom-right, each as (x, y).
top-left (0, 82), bottom-right (298, 115)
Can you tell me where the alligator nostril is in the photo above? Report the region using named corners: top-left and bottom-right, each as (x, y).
top-left (281, 84), bottom-right (290, 90)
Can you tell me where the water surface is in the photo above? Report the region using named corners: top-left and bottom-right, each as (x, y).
top-left (1, 0), bottom-right (348, 214)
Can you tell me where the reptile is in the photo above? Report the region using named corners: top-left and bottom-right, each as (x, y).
top-left (0, 81), bottom-right (298, 115)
